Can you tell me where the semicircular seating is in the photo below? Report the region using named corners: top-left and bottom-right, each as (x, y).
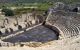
top-left (46, 11), bottom-right (80, 38)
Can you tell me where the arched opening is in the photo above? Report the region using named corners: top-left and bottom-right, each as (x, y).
top-left (9, 28), bottom-right (13, 33)
top-left (18, 25), bottom-right (22, 30)
top-left (72, 7), bottom-right (78, 12)
top-left (5, 29), bottom-right (9, 34)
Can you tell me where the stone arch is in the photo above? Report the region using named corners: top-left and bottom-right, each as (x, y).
top-left (72, 7), bottom-right (78, 12)
top-left (18, 25), bottom-right (22, 30)
top-left (9, 28), bottom-right (13, 33)
top-left (5, 29), bottom-right (9, 34)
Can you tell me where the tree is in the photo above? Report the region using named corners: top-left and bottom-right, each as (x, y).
top-left (1, 8), bottom-right (14, 16)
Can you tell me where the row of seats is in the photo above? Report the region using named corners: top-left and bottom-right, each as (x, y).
top-left (46, 11), bottom-right (80, 38)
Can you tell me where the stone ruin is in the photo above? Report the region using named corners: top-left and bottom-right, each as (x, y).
top-left (0, 2), bottom-right (80, 47)
top-left (54, 2), bottom-right (80, 12)
top-left (0, 12), bottom-right (45, 36)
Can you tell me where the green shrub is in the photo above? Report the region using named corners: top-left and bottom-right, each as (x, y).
top-left (2, 8), bottom-right (14, 16)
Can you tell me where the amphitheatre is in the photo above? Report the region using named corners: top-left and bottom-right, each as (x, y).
top-left (0, 2), bottom-right (80, 50)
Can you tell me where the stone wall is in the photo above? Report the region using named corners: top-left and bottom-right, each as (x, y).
top-left (0, 13), bottom-right (44, 37)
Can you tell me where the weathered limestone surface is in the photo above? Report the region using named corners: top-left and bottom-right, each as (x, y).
top-left (46, 11), bottom-right (80, 38)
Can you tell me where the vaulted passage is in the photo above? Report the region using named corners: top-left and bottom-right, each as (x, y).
top-left (2, 25), bottom-right (60, 43)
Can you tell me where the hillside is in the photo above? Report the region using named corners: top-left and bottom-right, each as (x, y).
top-left (0, 0), bottom-right (80, 4)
